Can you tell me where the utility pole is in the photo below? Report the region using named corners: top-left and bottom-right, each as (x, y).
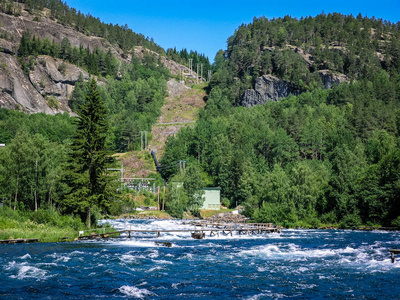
top-left (162, 186), bottom-right (165, 211)
top-left (189, 58), bottom-right (193, 76)
top-left (157, 186), bottom-right (160, 211)
top-left (196, 64), bottom-right (199, 84)
top-left (178, 160), bottom-right (186, 173)
top-left (140, 131), bottom-right (148, 151)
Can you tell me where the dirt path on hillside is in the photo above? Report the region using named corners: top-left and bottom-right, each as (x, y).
top-left (148, 79), bottom-right (206, 157)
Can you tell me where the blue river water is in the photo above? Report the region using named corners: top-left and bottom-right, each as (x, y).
top-left (0, 219), bottom-right (399, 299)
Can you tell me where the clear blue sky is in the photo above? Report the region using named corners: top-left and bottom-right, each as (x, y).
top-left (65, 0), bottom-right (400, 62)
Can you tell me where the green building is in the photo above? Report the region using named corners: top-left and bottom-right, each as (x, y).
top-left (201, 187), bottom-right (221, 210)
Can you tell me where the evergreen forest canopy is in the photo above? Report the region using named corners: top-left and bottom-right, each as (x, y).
top-left (161, 13), bottom-right (400, 227)
top-left (210, 13), bottom-right (400, 104)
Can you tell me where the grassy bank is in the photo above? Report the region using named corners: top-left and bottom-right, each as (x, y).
top-left (0, 206), bottom-right (108, 243)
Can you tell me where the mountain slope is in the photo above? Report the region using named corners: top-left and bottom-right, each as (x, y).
top-left (161, 13), bottom-right (400, 227)
top-left (210, 13), bottom-right (400, 106)
top-left (0, 4), bottom-right (196, 114)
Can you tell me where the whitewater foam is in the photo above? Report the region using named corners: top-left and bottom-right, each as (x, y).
top-left (20, 254), bottom-right (31, 260)
top-left (118, 285), bottom-right (156, 298)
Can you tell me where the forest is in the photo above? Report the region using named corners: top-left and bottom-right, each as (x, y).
top-left (1, 3), bottom-right (400, 229)
top-left (160, 13), bottom-right (400, 227)
top-left (210, 13), bottom-right (400, 104)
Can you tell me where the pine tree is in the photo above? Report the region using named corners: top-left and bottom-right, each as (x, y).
top-left (63, 79), bottom-right (115, 227)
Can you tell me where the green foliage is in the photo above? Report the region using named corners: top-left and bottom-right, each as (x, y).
top-left (392, 217), bottom-right (400, 228)
top-left (18, 33), bottom-right (120, 78)
top-left (162, 68), bottom-right (400, 225)
top-left (68, 53), bottom-right (170, 152)
top-left (0, 205), bottom-right (97, 242)
top-left (221, 197), bottom-right (230, 208)
top-left (0, 109), bottom-right (75, 145)
top-left (166, 47), bottom-right (212, 80)
top-left (62, 79), bottom-right (116, 227)
top-left (46, 95), bottom-right (59, 109)
top-left (0, 128), bottom-right (67, 211)
top-left (57, 62), bottom-right (66, 75)
top-left (339, 214), bottom-right (362, 229)
top-left (210, 13), bottom-right (400, 104)
top-left (164, 180), bottom-right (188, 219)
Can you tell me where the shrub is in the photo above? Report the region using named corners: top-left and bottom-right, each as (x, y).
top-left (47, 95), bottom-right (59, 109)
top-left (340, 214), bottom-right (362, 229)
top-left (58, 62), bottom-right (67, 75)
top-left (391, 216), bottom-right (400, 228)
top-left (221, 198), bottom-right (230, 208)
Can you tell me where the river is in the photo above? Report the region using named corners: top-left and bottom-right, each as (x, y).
top-left (1, 219), bottom-right (399, 299)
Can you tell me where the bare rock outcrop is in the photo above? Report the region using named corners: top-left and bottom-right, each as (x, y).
top-left (0, 11), bottom-right (122, 60)
top-left (240, 71), bottom-right (350, 107)
top-left (29, 55), bottom-right (90, 112)
top-left (0, 52), bottom-right (54, 113)
top-left (0, 53), bottom-right (90, 114)
top-left (240, 74), bottom-right (301, 107)
top-left (318, 70), bottom-right (349, 89)
top-left (0, 9), bottom-right (197, 115)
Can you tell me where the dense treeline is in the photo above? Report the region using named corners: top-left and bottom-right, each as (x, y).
top-left (0, 82), bottom-right (123, 224)
top-left (18, 32), bottom-right (119, 77)
top-left (1, 0), bottom-right (165, 55)
top-left (96, 54), bottom-right (169, 152)
top-left (0, 109), bottom-right (75, 144)
top-left (0, 109), bottom-right (74, 211)
top-left (161, 14), bottom-right (400, 227)
top-left (210, 13), bottom-right (400, 104)
top-left (162, 72), bottom-right (400, 227)
top-left (166, 47), bottom-right (212, 78)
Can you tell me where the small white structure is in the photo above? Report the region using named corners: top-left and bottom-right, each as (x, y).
top-left (201, 188), bottom-right (221, 210)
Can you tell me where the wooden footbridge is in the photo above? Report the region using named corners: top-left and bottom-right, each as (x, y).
top-left (78, 222), bottom-right (281, 240)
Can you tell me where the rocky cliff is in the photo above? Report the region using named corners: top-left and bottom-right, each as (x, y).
top-left (0, 7), bottom-right (193, 114)
top-left (240, 71), bottom-right (349, 108)
top-left (240, 75), bottom-right (301, 107)
top-left (239, 44), bottom-right (350, 107)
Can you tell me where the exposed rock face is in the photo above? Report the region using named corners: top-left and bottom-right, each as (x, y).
top-left (240, 71), bottom-right (350, 108)
top-left (0, 52), bottom-right (90, 114)
top-left (29, 55), bottom-right (90, 112)
top-left (0, 52), bottom-right (54, 113)
top-left (0, 9), bottom-right (196, 114)
top-left (240, 75), bottom-right (301, 107)
top-left (0, 11), bottom-right (122, 59)
top-left (318, 70), bottom-right (349, 89)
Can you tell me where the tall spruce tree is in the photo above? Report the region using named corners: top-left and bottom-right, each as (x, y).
top-left (63, 79), bottom-right (115, 227)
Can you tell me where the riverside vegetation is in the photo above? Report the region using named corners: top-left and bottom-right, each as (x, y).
top-left (0, 1), bottom-right (399, 240)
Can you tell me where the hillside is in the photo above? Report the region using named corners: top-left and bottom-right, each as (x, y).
top-left (0, 1), bottom-right (209, 217)
top-left (161, 13), bottom-right (400, 227)
top-left (113, 79), bottom-right (206, 179)
top-left (149, 79), bottom-right (207, 156)
top-left (0, 3), bottom-right (197, 114)
top-left (210, 13), bottom-right (400, 106)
